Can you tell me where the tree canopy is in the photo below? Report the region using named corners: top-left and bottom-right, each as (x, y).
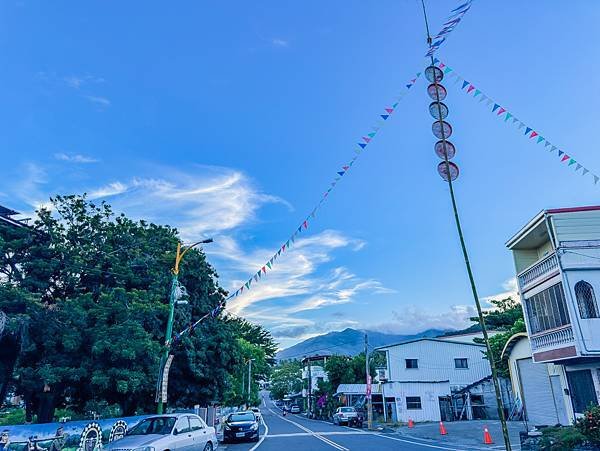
top-left (0, 195), bottom-right (275, 422)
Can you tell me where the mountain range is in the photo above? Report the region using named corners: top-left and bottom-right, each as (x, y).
top-left (276, 327), bottom-right (449, 361)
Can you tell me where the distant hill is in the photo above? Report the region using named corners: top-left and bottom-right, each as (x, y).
top-left (276, 327), bottom-right (449, 361)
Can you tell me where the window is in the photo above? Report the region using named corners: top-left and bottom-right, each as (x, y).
top-left (174, 417), bottom-right (191, 434)
top-left (189, 416), bottom-right (203, 431)
top-left (405, 359), bottom-right (418, 369)
top-left (575, 281), bottom-right (599, 319)
top-left (454, 358), bottom-right (468, 369)
top-left (525, 282), bottom-right (570, 334)
top-left (406, 396), bottom-right (422, 410)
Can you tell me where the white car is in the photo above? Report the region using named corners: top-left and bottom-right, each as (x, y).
top-left (332, 407), bottom-right (358, 425)
top-left (104, 414), bottom-right (218, 451)
top-left (250, 407), bottom-right (262, 423)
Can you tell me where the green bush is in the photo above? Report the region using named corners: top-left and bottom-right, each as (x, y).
top-left (576, 404), bottom-right (600, 444)
top-left (0, 408), bottom-right (27, 425)
top-left (540, 426), bottom-right (586, 450)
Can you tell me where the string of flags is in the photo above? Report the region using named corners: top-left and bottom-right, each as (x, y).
top-left (426, 0), bottom-right (474, 57)
top-left (224, 70), bottom-right (424, 302)
top-left (432, 58), bottom-right (600, 186)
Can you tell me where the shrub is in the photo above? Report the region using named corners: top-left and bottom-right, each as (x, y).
top-left (576, 404), bottom-right (600, 444)
top-left (0, 408), bottom-right (27, 425)
top-left (540, 426), bottom-right (586, 450)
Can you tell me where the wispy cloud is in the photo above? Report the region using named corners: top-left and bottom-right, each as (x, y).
top-left (54, 152), bottom-right (99, 164)
top-left (371, 304), bottom-right (478, 335)
top-left (271, 38), bottom-right (289, 47)
top-left (482, 277), bottom-right (519, 304)
top-left (84, 95), bottom-right (111, 108)
top-left (63, 74), bottom-right (105, 89)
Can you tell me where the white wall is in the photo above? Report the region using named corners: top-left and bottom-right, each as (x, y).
top-left (551, 210), bottom-right (600, 243)
top-left (381, 340), bottom-right (491, 389)
top-left (383, 381), bottom-right (450, 423)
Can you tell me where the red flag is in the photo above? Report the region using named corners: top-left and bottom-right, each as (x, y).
top-left (530, 131), bottom-right (538, 139)
top-left (262, 266), bottom-right (266, 274)
top-left (362, 137), bottom-right (371, 143)
top-left (385, 108), bottom-right (394, 114)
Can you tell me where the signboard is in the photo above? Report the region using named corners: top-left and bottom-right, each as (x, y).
top-left (161, 355), bottom-right (174, 403)
top-left (366, 375), bottom-right (372, 399)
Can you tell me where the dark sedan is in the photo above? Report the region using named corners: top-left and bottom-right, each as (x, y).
top-left (222, 411), bottom-right (260, 443)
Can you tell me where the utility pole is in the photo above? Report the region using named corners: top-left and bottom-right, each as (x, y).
top-left (365, 333), bottom-right (373, 429)
top-left (247, 358), bottom-right (253, 406)
top-left (307, 358), bottom-right (312, 417)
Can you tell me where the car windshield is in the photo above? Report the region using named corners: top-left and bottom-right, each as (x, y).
top-left (341, 408), bottom-right (355, 412)
top-left (127, 417), bottom-right (176, 435)
top-left (229, 413), bottom-right (256, 422)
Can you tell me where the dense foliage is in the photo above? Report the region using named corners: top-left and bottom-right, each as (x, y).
top-left (0, 195), bottom-right (275, 422)
top-left (269, 360), bottom-right (302, 401)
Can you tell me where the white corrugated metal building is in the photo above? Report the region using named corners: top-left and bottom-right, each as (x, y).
top-left (373, 338), bottom-right (503, 422)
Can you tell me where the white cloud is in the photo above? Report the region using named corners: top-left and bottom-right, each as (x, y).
top-left (271, 38), bottom-right (289, 47)
top-left (482, 277), bottom-right (519, 304)
top-left (54, 152), bottom-right (99, 164)
top-left (63, 74), bottom-right (105, 89)
top-left (84, 95), bottom-right (111, 108)
top-left (88, 182), bottom-right (128, 199)
top-left (372, 304), bottom-right (478, 335)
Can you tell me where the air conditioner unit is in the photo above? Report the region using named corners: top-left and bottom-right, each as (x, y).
top-left (375, 368), bottom-right (388, 383)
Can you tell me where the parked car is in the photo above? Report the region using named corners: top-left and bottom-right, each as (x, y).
top-left (274, 400), bottom-right (283, 408)
top-left (250, 407), bottom-right (262, 423)
top-left (222, 411), bottom-right (260, 443)
top-left (290, 405), bottom-right (301, 414)
top-left (103, 414), bottom-right (218, 451)
top-left (332, 407), bottom-right (358, 425)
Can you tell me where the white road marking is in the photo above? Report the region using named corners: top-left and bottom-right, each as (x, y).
top-left (248, 397), bottom-right (269, 451)
top-left (267, 407), bottom-right (349, 450)
top-left (264, 431), bottom-right (370, 438)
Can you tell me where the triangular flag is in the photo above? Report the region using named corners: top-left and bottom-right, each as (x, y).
top-left (561, 154), bottom-right (570, 162)
top-left (525, 127), bottom-right (532, 135)
top-left (454, 76), bottom-right (462, 85)
top-left (569, 159), bottom-right (576, 166)
top-left (303, 220), bottom-right (308, 229)
top-left (358, 143), bottom-right (367, 148)
top-left (267, 261), bottom-right (272, 269)
top-left (497, 107), bottom-right (506, 116)
top-left (337, 171), bottom-right (345, 176)
top-left (240, 286), bottom-right (244, 293)
top-left (512, 117), bottom-right (519, 124)
top-left (595, 175), bottom-right (599, 185)
top-left (439, 62), bottom-right (446, 69)
top-left (282, 244), bottom-right (286, 252)
top-left (342, 165), bottom-right (349, 170)
top-left (254, 274), bottom-right (258, 282)
top-left (385, 108), bottom-right (394, 114)
top-left (367, 132), bottom-right (376, 138)
top-left (462, 80), bottom-right (469, 89)
top-left (576, 164), bottom-right (582, 171)
top-left (371, 126), bottom-right (380, 132)
top-left (444, 67), bottom-right (452, 74)
top-left (416, 71), bottom-right (422, 77)
top-left (530, 131), bottom-right (538, 139)
top-left (518, 122), bottom-right (525, 129)
top-left (479, 94), bottom-right (486, 103)
top-left (492, 104), bottom-right (500, 113)
top-left (474, 89), bottom-right (481, 97)
top-left (405, 84), bottom-right (412, 89)
top-left (245, 281), bottom-right (250, 289)
top-left (277, 249), bottom-right (282, 256)
top-left (392, 102), bottom-right (399, 108)
top-left (433, 57), bottom-right (440, 64)
top-left (551, 145), bottom-right (557, 152)
top-left (485, 99), bottom-right (493, 106)
top-left (410, 78), bottom-right (416, 83)
top-left (505, 112), bottom-right (512, 122)
top-left (558, 150), bottom-right (564, 157)
top-left (362, 137), bottom-right (371, 143)
top-left (583, 168), bottom-right (589, 176)
top-left (381, 114), bottom-right (389, 120)
top-left (537, 136), bottom-right (544, 144)
top-left (297, 226), bottom-right (302, 233)
top-left (544, 141), bottom-right (551, 148)
top-left (467, 85), bottom-right (475, 93)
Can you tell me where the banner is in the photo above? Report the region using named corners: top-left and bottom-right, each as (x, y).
top-left (426, 0), bottom-right (474, 57)
top-left (223, 70), bottom-right (424, 302)
top-left (433, 58), bottom-right (600, 186)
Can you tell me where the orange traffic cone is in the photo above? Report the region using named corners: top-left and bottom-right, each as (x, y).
top-left (483, 426), bottom-right (493, 444)
top-left (408, 418), bottom-right (414, 428)
top-left (439, 421), bottom-right (447, 435)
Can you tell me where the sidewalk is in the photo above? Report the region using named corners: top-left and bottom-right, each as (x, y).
top-left (393, 420), bottom-right (527, 449)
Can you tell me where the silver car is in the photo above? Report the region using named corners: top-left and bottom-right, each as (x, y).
top-left (104, 414), bottom-right (218, 451)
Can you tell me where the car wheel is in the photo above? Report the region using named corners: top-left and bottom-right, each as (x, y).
top-left (203, 442), bottom-right (213, 451)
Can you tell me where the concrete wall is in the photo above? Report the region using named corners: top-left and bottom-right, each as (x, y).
top-left (383, 381), bottom-right (450, 423)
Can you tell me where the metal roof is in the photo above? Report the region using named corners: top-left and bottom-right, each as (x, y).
top-left (0, 205), bottom-right (19, 217)
top-left (374, 337), bottom-right (485, 351)
top-left (500, 332), bottom-right (529, 361)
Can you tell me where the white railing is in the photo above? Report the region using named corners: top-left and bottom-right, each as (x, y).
top-left (530, 325), bottom-right (574, 351)
top-left (518, 252), bottom-right (559, 289)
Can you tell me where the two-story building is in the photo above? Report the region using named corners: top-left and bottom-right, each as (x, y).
top-left (506, 206), bottom-right (600, 420)
top-left (301, 355), bottom-right (329, 413)
top-left (373, 338), bottom-right (510, 422)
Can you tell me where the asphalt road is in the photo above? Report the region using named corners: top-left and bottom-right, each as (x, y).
top-left (220, 393), bottom-right (492, 451)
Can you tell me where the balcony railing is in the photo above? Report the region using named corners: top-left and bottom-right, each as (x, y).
top-left (518, 252), bottom-right (559, 290)
top-left (530, 325), bottom-right (574, 352)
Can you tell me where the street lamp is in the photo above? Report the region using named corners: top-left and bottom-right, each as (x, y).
top-left (247, 358), bottom-right (256, 407)
top-left (156, 238), bottom-right (213, 414)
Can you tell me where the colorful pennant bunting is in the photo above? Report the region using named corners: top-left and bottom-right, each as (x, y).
top-left (426, 0), bottom-right (474, 57)
top-left (223, 68), bottom-right (424, 301)
top-left (433, 59), bottom-right (600, 186)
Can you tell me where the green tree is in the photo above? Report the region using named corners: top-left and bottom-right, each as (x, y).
top-left (269, 360), bottom-right (302, 401)
top-left (1, 195), bottom-right (237, 420)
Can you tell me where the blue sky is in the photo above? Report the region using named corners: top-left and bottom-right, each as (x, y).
top-left (2, 1), bottom-right (600, 349)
